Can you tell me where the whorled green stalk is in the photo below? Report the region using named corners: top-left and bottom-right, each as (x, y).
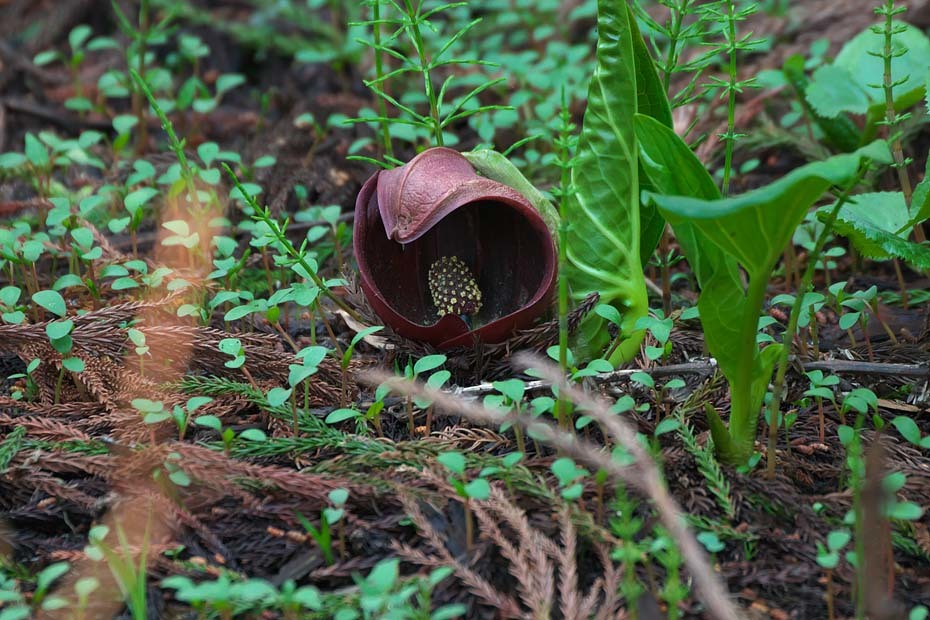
top-left (401, 0), bottom-right (443, 146)
top-left (720, 0), bottom-right (738, 197)
top-left (875, 0), bottom-right (923, 242)
top-left (371, 0), bottom-right (394, 159)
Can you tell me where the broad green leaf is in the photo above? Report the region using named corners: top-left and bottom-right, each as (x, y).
top-left (195, 415), bottom-right (222, 431)
top-left (25, 133), bottom-right (49, 167)
top-left (635, 114), bottom-right (744, 393)
top-left (645, 140), bottom-right (892, 462)
top-left (628, 1), bottom-right (673, 264)
top-left (0, 286), bottom-right (22, 307)
top-left (266, 387), bottom-right (292, 407)
top-left (124, 187), bottom-right (159, 213)
top-left (835, 21), bottom-right (930, 106)
top-left (566, 0), bottom-right (647, 365)
top-left (652, 140), bottom-right (893, 278)
top-left (827, 530), bottom-right (851, 551)
top-left (111, 277), bottom-right (139, 290)
top-left (462, 149), bottom-right (559, 237)
top-left (239, 428), bottom-right (267, 442)
top-left (825, 191), bottom-right (930, 268)
top-left (325, 408), bottom-right (361, 424)
top-left (834, 21), bottom-right (930, 143)
top-left (805, 65), bottom-right (871, 118)
top-left (492, 378), bottom-right (525, 404)
top-left (886, 501), bottom-right (924, 521)
top-left (62, 357), bottom-right (85, 372)
top-left (891, 416), bottom-right (922, 445)
top-left (36, 562), bottom-right (70, 592)
top-left (45, 320), bottom-right (74, 341)
top-left (413, 354), bottom-right (446, 375)
top-left (783, 54), bottom-right (860, 152)
top-left (68, 25), bottom-right (92, 50)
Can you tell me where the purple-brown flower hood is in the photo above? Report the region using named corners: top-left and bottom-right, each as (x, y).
top-left (353, 147), bottom-right (557, 349)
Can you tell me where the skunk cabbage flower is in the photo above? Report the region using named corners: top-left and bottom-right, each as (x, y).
top-left (353, 147), bottom-right (557, 349)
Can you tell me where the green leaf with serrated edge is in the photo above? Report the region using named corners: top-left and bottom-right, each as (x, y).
top-left (644, 139), bottom-right (892, 462)
top-left (805, 65), bottom-right (871, 118)
top-left (462, 149), bottom-right (559, 238)
top-left (835, 21), bottom-right (930, 107)
top-left (909, 155), bottom-right (930, 225)
top-left (783, 54), bottom-right (860, 152)
top-left (566, 0), bottom-right (647, 366)
top-left (834, 21), bottom-right (930, 144)
top-left (824, 191), bottom-right (930, 268)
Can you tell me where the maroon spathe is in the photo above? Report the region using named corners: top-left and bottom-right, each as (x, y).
top-left (353, 147), bottom-right (557, 349)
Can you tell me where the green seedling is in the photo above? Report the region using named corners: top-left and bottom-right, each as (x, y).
top-left (34, 24), bottom-right (118, 114)
top-left (484, 378), bottom-right (527, 454)
top-left (84, 521), bottom-right (150, 620)
top-left (195, 408), bottom-right (265, 450)
top-left (437, 450), bottom-right (490, 551)
top-left (551, 457), bottom-right (588, 501)
top-left (803, 370), bottom-right (840, 442)
top-left (634, 311), bottom-right (674, 362)
top-left (342, 325), bottom-right (383, 407)
top-left (401, 354), bottom-right (446, 435)
top-left (296, 488), bottom-right (349, 566)
top-left (135, 396), bottom-right (212, 441)
top-left (285, 345), bottom-right (329, 432)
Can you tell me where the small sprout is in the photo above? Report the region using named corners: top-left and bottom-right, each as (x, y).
top-left (428, 255), bottom-right (482, 318)
top-left (697, 531), bottom-right (725, 554)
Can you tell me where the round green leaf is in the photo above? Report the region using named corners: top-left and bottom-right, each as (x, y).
top-left (32, 290), bottom-right (67, 317)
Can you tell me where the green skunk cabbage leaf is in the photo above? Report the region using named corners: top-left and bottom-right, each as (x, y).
top-left (628, 3), bottom-right (673, 265)
top-left (651, 141), bottom-right (892, 278)
top-left (825, 191), bottom-right (930, 268)
top-left (645, 139), bottom-right (892, 462)
top-left (463, 149), bottom-right (559, 237)
top-left (566, 0), bottom-right (646, 365)
top-left (635, 114), bottom-right (742, 380)
top-left (634, 115), bottom-right (718, 202)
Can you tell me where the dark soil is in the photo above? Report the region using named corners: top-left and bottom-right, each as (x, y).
top-left (0, 1), bottom-right (929, 619)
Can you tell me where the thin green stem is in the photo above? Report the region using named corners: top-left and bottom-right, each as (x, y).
top-left (877, 1), bottom-right (919, 243)
top-left (129, 68), bottom-right (197, 202)
top-left (371, 0), bottom-right (394, 158)
top-left (403, 0), bottom-right (443, 145)
top-left (764, 168), bottom-right (866, 478)
top-left (720, 0), bottom-right (738, 197)
top-left (133, 0), bottom-right (150, 155)
top-left (555, 89), bottom-right (573, 430)
top-left (223, 166), bottom-right (363, 323)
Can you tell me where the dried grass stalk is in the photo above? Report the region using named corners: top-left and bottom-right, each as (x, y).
top-left (365, 358), bottom-right (744, 620)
